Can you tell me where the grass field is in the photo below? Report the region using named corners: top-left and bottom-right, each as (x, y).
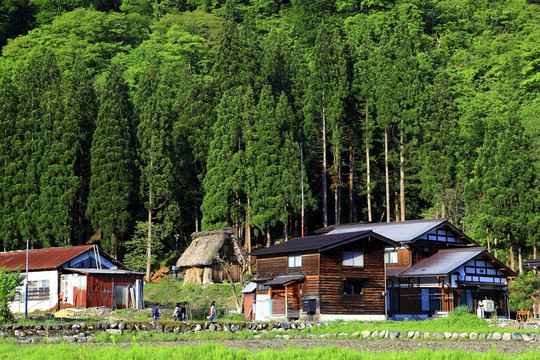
top-left (0, 343), bottom-right (537, 360)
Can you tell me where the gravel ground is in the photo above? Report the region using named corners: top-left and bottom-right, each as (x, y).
top-left (139, 339), bottom-right (540, 354)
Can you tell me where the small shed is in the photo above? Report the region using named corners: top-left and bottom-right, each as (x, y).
top-left (0, 245), bottom-right (144, 313)
top-left (176, 228), bottom-right (241, 285)
top-left (241, 282), bottom-right (256, 319)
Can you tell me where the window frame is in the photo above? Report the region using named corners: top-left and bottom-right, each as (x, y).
top-left (343, 280), bottom-right (364, 296)
top-left (342, 250), bottom-right (364, 267)
top-left (288, 253), bottom-right (302, 268)
top-left (385, 251), bottom-right (398, 264)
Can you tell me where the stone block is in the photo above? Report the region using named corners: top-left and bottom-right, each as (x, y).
top-left (459, 332), bottom-right (468, 340)
top-left (443, 332), bottom-right (452, 339)
top-left (511, 333), bottom-right (522, 341)
top-left (389, 331), bottom-right (400, 339)
top-left (371, 330), bottom-right (379, 338)
top-left (521, 333), bottom-right (534, 342)
top-left (478, 333), bottom-right (486, 340)
top-left (469, 332), bottom-right (478, 340)
top-left (492, 332), bottom-right (502, 340)
top-left (361, 330), bottom-right (371, 338)
top-left (502, 333), bottom-right (512, 341)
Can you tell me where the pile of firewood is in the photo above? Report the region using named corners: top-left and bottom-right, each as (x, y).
top-left (150, 267), bottom-right (169, 283)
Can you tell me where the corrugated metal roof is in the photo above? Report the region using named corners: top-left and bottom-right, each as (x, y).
top-left (398, 248), bottom-right (485, 277)
top-left (241, 282), bottom-right (257, 293)
top-left (325, 219), bottom-right (446, 242)
top-left (251, 231), bottom-right (398, 257)
top-left (63, 268), bottom-right (145, 276)
top-left (265, 274), bottom-right (305, 286)
top-left (0, 245), bottom-right (94, 271)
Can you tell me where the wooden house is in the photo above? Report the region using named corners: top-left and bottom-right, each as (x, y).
top-left (176, 228), bottom-right (241, 284)
top-left (0, 245), bottom-right (144, 313)
top-left (250, 231), bottom-right (399, 321)
top-left (321, 219), bottom-right (517, 319)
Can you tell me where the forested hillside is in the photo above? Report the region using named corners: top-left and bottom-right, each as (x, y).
top-left (0, 0), bottom-right (538, 275)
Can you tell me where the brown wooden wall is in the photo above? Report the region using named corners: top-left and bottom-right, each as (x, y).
top-left (319, 239), bottom-right (386, 315)
top-left (386, 248), bottom-right (411, 268)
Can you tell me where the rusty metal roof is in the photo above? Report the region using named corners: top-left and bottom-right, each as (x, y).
top-left (251, 230), bottom-right (399, 257)
top-left (63, 268), bottom-right (145, 276)
top-left (0, 245), bottom-right (94, 271)
top-left (398, 248), bottom-right (485, 277)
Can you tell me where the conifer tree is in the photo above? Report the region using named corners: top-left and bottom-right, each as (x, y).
top-left (135, 67), bottom-right (176, 281)
top-left (37, 59), bottom-right (87, 247)
top-left (0, 63), bottom-right (20, 250)
top-left (201, 86), bottom-right (253, 230)
top-left (303, 27), bottom-right (347, 227)
top-left (86, 60), bottom-right (134, 258)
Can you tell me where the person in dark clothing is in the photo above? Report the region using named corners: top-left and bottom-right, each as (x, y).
top-left (153, 304), bottom-right (161, 321)
top-left (180, 302), bottom-right (187, 321)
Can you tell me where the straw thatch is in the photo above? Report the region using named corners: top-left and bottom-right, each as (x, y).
top-left (176, 228), bottom-right (236, 267)
top-left (176, 228), bottom-right (235, 285)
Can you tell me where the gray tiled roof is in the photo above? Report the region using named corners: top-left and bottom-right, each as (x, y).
top-left (250, 230), bottom-right (398, 256)
top-left (398, 248), bottom-right (485, 277)
top-left (324, 218), bottom-right (447, 243)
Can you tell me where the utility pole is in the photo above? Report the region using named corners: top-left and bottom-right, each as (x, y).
top-left (301, 143), bottom-right (305, 237)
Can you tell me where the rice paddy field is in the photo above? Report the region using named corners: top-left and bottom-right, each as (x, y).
top-left (0, 343), bottom-right (538, 360)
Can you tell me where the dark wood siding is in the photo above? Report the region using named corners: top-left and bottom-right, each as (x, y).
top-left (386, 248), bottom-right (410, 268)
top-left (319, 238), bottom-right (386, 315)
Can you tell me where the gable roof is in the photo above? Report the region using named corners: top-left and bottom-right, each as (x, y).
top-left (177, 228), bottom-right (236, 267)
top-left (251, 230), bottom-right (399, 257)
top-left (0, 245), bottom-right (121, 271)
top-left (524, 256), bottom-right (540, 267)
top-left (397, 248), bottom-right (517, 277)
top-left (320, 219), bottom-right (477, 245)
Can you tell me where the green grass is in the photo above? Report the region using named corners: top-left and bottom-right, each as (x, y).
top-left (144, 277), bottom-right (240, 320)
top-left (0, 343), bottom-right (537, 360)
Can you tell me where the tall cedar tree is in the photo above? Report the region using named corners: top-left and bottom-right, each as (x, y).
top-left (0, 64), bottom-right (19, 249)
top-left (201, 86), bottom-right (253, 230)
top-left (249, 86), bottom-right (282, 246)
top-left (12, 50), bottom-right (63, 248)
top-left (86, 61), bottom-right (134, 258)
top-left (37, 58), bottom-right (86, 247)
top-left (303, 27), bottom-right (347, 227)
top-left (64, 59), bottom-right (98, 244)
top-left (135, 67), bottom-right (175, 281)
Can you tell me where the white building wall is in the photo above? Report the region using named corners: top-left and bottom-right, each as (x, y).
top-left (10, 270), bottom-right (59, 313)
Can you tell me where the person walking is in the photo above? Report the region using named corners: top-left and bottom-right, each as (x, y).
top-left (153, 304), bottom-right (161, 321)
top-left (180, 302), bottom-right (187, 321)
top-left (173, 303), bottom-right (181, 321)
top-left (208, 301), bottom-right (216, 321)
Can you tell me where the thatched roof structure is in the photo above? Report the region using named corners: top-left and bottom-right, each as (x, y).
top-left (176, 228), bottom-right (236, 268)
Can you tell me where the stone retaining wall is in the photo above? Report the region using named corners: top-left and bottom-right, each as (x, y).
top-left (1, 321), bottom-right (539, 343)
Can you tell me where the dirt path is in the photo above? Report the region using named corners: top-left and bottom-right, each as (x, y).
top-left (136, 340), bottom-right (540, 354)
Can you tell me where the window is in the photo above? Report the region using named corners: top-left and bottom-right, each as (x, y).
top-left (343, 280), bottom-right (364, 295)
top-left (385, 251), bottom-right (398, 264)
top-left (258, 284), bottom-right (269, 291)
top-left (288, 254), bottom-right (301, 268)
top-left (343, 251), bottom-right (364, 267)
top-left (421, 288), bottom-right (440, 312)
top-left (15, 280), bottom-right (50, 301)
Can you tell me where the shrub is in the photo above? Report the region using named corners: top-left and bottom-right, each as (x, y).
top-left (0, 267), bottom-right (24, 324)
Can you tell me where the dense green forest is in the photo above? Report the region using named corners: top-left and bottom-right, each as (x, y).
top-left (0, 0), bottom-right (538, 277)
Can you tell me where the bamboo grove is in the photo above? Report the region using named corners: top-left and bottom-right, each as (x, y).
top-left (0, 0), bottom-right (538, 275)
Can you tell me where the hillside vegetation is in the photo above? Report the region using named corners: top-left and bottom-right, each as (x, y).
top-left (0, 0), bottom-right (538, 275)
